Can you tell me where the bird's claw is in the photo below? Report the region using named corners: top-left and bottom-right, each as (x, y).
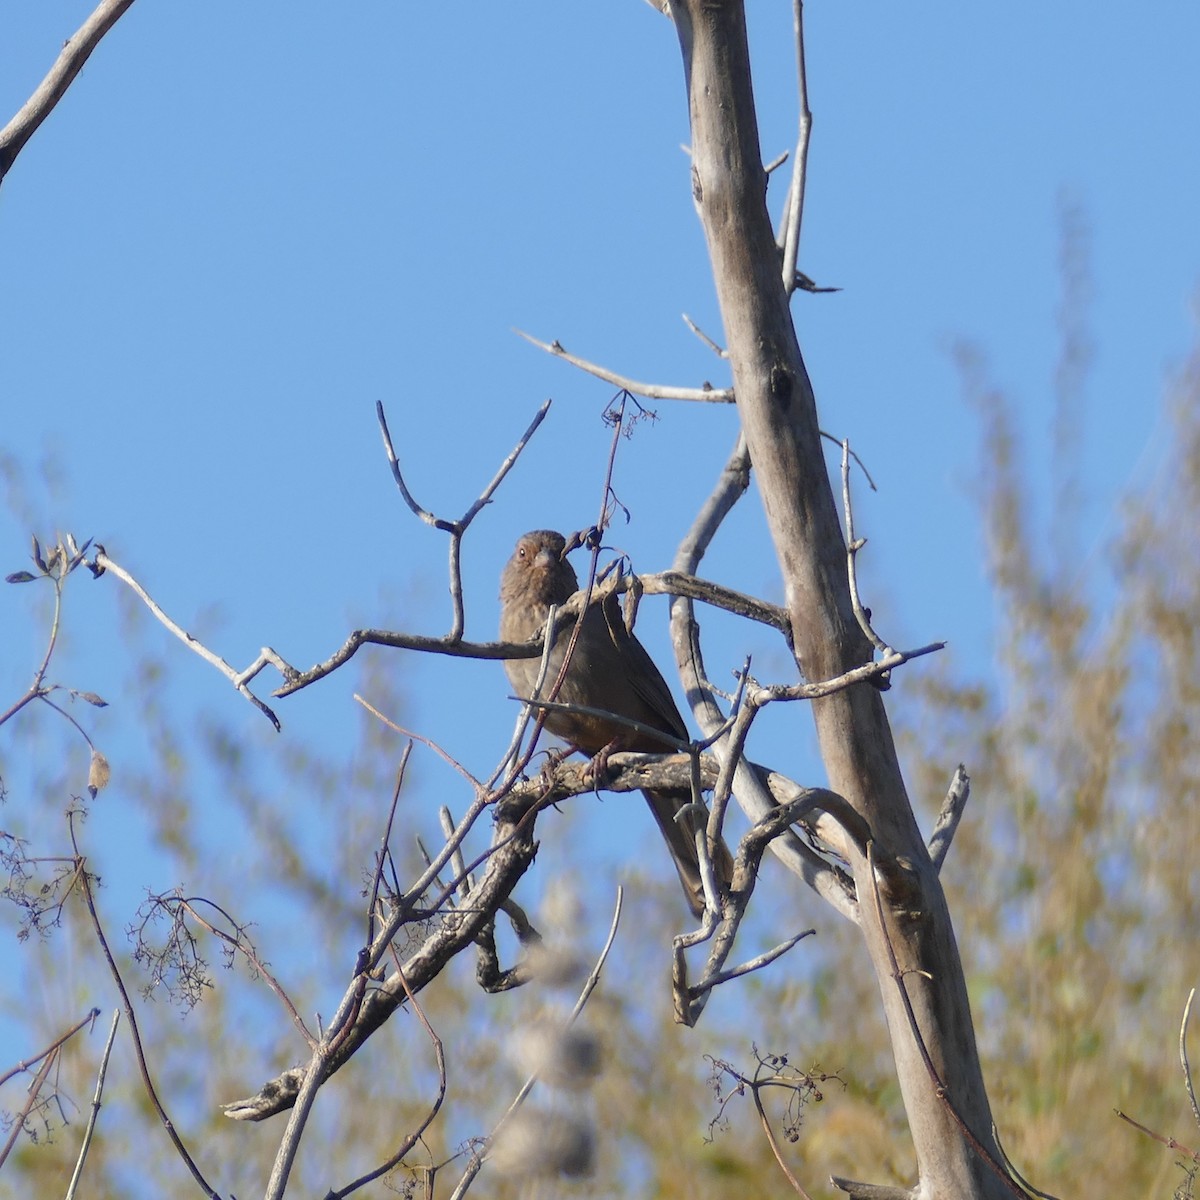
top-left (583, 738), bottom-right (624, 789)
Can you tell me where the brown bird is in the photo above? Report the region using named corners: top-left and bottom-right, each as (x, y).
top-left (499, 529), bottom-right (733, 917)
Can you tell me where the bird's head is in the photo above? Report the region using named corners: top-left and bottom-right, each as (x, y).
top-left (500, 529), bottom-right (580, 608)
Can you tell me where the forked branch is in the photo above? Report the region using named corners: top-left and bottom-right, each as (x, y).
top-left (377, 398), bottom-right (550, 641)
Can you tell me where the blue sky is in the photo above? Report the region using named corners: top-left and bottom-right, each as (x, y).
top-left (2, 0), bottom-right (1199, 1121)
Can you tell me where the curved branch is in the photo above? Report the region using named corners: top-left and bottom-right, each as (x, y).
top-left (669, 435), bottom-right (858, 921)
top-left (91, 549), bottom-right (282, 729)
top-left (515, 329), bottom-right (734, 403)
top-left (272, 569), bottom-right (790, 697)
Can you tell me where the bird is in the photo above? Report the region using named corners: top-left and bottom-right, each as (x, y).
top-left (499, 529), bottom-right (733, 917)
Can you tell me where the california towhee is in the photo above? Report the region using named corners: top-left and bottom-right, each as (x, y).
top-left (499, 529), bottom-right (733, 916)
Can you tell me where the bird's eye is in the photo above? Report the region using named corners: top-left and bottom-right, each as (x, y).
top-left (518, 545), bottom-right (528, 559)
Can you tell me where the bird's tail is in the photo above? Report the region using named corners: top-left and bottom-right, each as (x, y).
top-left (643, 788), bottom-right (735, 918)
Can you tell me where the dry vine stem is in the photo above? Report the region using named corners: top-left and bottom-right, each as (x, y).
top-left (70, 815), bottom-right (220, 1199)
top-left (322, 959), bottom-right (447, 1199)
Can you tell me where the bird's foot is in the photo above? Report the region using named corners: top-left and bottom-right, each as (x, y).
top-left (581, 738), bottom-right (624, 791)
top-left (535, 746), bottom-right (570, 792)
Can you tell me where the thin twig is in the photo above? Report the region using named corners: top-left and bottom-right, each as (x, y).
top-left (90, 548), bottom-right (281, 729)
top-left (175, 896), bottom-right (314, 1048)
top-left (0, 559), bottom-right (66, 729)
top-left (440, 806), bottom-right (472, 903)
top-left (355, 697), bottom-right (484, 790)
top-left (519, 695), bottom-right (691, 752)
top-left (1115, 1109), bottom-right (1200, 1163)
top-left (325, 960), bottom-right (448, 1199)
top-left (0, 1007), bottom-right (99, 1089)
top-left (515, 329), bottom-right (733, 403)
top-left (1182, 988), bottom-right (1200, 1129)
top-left (751, 1082), bottom-right (815, 1199)
top-left (682, 313), bottom-right (729, 359)
top-left (706, 681), bottom-right (757, 850)
top-left (64, 1010), bottom-right (121, 1200)
top-left (489, 603), bottom-right (563, 788)
top-left (990, 1122), bottom-right (1063, 1200)
top-left (685, 741), bottom-right (723, 917)
top-left (820, 431), bottom-right (877, 491)
top-left (793, 270), bottom-right (841, 294)
top-left (699, 930), bottom-right (814, 990)
top-left (0, 1043), bottom-right (58, 1169)
top-left (366, 750), bottom-right (412, 950)
top-left (35, 693), bottom-right (97, 754)
top-left (840, 440), bottom-right (893, 659)
top-left (751, 644), bottom-right (945, 705)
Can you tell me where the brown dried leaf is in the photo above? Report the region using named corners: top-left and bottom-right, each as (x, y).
top-left (88, 750), bottom-right (111, 798)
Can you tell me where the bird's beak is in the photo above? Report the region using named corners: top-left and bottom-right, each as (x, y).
top-left (534, 548), bottom-right (558, 571)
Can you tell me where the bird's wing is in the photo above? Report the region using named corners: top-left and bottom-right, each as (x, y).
top-left (599, 589), bottom-right (688, 742)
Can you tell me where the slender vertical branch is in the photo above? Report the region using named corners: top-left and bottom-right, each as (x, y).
top-left (1182, 989), bottom-right (1200, 1129)
top-left (779, 0), bottom-right (813, 296)
top-left (64, 1011), bottom-right (121, 1200)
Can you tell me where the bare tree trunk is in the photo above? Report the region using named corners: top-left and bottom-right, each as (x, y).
top-left (671, 4), bottom-right (1008, 1196)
